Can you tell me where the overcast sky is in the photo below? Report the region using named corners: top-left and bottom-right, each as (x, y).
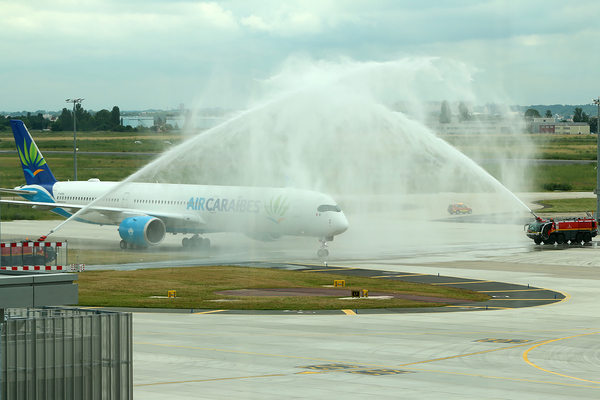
top-left (2, 0), bottom-right (599, 112)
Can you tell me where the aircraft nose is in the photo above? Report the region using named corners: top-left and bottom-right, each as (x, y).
top-left (334, 212), bottom-right (349, 235)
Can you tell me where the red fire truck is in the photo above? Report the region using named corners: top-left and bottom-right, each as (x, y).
top-left (525, 216), bottom-right (597, 245)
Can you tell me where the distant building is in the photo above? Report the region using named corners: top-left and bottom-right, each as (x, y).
top-left (165, 116), bottom-right (226, 131)
top-left (165, 116), bottom-right (184, 130)
top-left (554, 122), bottom-right (589, 134)
top-left (532, 118), bottom-right (556, 133)
top-left (121, 116), bottom-right (154, 128)
top-left (531, 117), bottom-right (590, 134)
top-left (427, 116), bottom-right (517, 134)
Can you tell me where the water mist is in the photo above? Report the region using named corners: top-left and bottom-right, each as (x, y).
top-left (48, 57), bottom-right (534, 253)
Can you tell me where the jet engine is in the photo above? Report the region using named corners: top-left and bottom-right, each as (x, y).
top-left (118, 216), bottom-right (166, 247)
top-left (244, 232), bottom-right (283, 242)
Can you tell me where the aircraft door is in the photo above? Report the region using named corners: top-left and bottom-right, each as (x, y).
top-left (122, 192), bottom-right (130, 209)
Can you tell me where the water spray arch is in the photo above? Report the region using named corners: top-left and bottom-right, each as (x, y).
top-left (47, 57), bottom-right (533, 239)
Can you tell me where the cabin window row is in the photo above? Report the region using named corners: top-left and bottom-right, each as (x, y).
top-left (134, 199), bottom-right (186, 205)
top-left (57, 196), bottom-right (119, 202)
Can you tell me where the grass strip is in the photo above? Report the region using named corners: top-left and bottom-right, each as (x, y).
top-left (76, 265), bottom-right (489, 310)
top-left (535, 198), bottom-right (596, 213)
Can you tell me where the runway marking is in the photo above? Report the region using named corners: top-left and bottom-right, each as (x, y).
top-left (445, 305), bottom-right (512, 309)
top-left (296, 364), bottom-right (412, 376)
top-left (298, 363), bottom-right (362, 371)
top-left (132, 341), bottom-right (600, 389)
top-left (475, 338), bottom-right (531, 344)
top-left (407, 367), bottom-right (600, 389)
top-left (134, 373), bottom-right (286, 387)
top-left (192, 309), bottom-right (226, 314)
top-left (348, 369), bottom-right (411, 375)
top-left (430, 280), bottom-right (493, 285)
top-left (133, 341), bottom-right (370, 365)
top-left (134, 341), bottom-right (424, 374)
top-left (523, 331), bottom-right (600, 385)
top-left (394, 339), bottom-right (600, 389)
top-left (342, 309), bottom-right (357, 315)
top-left (398, 340), bottom-right (548, 367)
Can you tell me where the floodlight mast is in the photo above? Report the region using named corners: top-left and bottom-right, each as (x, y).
top-left (65, 98), bottom-right (84, 181)
top-left (593, 97), bottom-right (600, 224)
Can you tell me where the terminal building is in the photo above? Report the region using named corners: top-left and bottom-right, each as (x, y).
top-left (120, 115), bottom-right (227, 131)
top-left (120, 116), bottom-right (155, 128)
top-left (165, 115), bottom-right (225, 130)
top-left (428, 118), bottom-right (517, 134)
top-left (531, 117), bottom-right (590, 134)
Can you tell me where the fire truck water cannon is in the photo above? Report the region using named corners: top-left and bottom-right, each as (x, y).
top-left (529, 211), bottom-right (543, 223)
top-left (524, 215), bottom-right (597, 245)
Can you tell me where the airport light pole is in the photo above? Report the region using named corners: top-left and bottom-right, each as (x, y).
top-left (66, 98), bottom-right (83, 181)
top-left (594, 97), bottom-right (600, 223)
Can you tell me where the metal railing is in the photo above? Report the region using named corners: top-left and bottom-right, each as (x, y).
top-left (0, 241), bottom-right (68, 271)
top-left (1, 307), bottom-right (132, 400)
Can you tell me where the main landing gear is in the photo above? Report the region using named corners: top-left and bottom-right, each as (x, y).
top-left (317, 237), bottom-right (329, 257)
top-left (182, 234), bottom-right (210, 250)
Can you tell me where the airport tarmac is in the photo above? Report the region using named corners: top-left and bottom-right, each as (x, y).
top-left (127, 252), bottom-right (600, 399)
top-left (1, 192), bottom-right (599, 398)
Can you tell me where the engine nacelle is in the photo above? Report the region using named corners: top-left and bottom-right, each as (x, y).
top-left (244, 232), bottom-right (283, 242)
top-left (118, 216), bottom-right (166, 247)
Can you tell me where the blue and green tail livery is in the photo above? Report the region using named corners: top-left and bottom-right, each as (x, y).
top-left (10, 120), bottom-right (57, 186)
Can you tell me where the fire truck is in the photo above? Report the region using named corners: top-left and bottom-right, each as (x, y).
top-left (525, 215), bottom-right (597, 245)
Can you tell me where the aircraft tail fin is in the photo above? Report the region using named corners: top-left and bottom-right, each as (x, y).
top-left (10, 120), bottom-right (57, 186)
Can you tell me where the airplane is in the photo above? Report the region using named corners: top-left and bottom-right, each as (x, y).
top-left (1, 120), bottom-right (349, 257)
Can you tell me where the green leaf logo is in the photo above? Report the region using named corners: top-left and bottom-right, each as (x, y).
top-left (18, 138), bottom-right (46, 177)
top-left (265, 195), bottom-right (290, 224)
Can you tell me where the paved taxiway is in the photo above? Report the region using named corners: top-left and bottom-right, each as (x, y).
top-left (1, 192), bottom-right (599, 398)
top-left (127, 252), bottom-right (599, 399)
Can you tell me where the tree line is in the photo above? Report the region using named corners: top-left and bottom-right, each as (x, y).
top-left (0, 106), bottom-right (125, 132)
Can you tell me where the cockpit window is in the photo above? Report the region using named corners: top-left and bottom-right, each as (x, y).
top-left (317, 204), bottom-right (341, 212)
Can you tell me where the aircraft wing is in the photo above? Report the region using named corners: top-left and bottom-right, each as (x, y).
top-left (97, 208), bottom-right (205, 229)
top-left (0, 199), bottom-right (67, 212)
top-left (0, 199), bottom-right (206, 228)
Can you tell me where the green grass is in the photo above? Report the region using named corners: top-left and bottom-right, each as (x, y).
top-left (0, 203), bottom-right (58, 221)
top-left (529, 164), bottom-right (597, 191)
top-left (535, 198), bottom-right (597, 213)
top-left (76, 265), bottom-right (489, 310)
top-left (441, 133), bottom-right (599, 160)
top-left (66, 248), bottom-right (206, 266)
top-left (0, 153), bottom-right (149, 188)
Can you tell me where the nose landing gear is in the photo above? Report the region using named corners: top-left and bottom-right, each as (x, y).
top-left (317, 237), bottom-right (329, 257)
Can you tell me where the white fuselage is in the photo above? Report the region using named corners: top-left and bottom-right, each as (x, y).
top-left (44, 180), bottom-right (349, 239)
